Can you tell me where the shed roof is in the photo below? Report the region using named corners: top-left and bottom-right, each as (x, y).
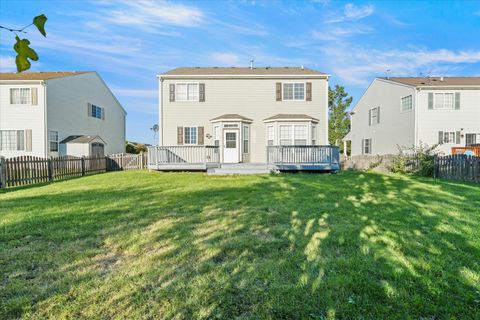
top-left (210, 114), bottom-right (253, 122)
top-left (60, 135), bottom-right (105, 144)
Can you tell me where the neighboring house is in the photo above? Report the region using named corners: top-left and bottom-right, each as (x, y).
top-left (0, 72), bottom-right (126, 158)
top-left (157, 67), bottom-right (329, 163)
top-left (344, 77), bottom-right (480, 156)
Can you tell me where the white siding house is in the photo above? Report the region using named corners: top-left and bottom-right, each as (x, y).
top-left (0, 72), bottom-right (126, 158)
top-left (157, 67), bottom-right (330, 164)
top-left (345, 77), bottom-right (480, 155)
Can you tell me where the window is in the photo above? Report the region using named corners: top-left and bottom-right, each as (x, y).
top-left (176, 83), bottom-right (199, 101)
top-left (0, 130), bottom-right (24, 151)
top-left (49, 130), bottom-right (59, 152)
top-left (10, 88), bottom-right (31, 104)
top-left (279, 125), bottom-right (293, 145)
top-left (223, 124), bottom-right (238, 128)
top-left (443, 132), bottom-right (456, 143)
top-left (91, 105), bottom-right (103, 119)
top-left (434, 93), bottom-right (454, 109)
top-left (243, 125), bottom-right (249, 153)
top-left (267, 126), bottom-right (274, 146)
top-left (401, 95), bottom-right (413, 112)
top-left (225, 132), bottom-right (236, 148)
top-left (294, 125), bottom-right (307, 145)
top-left (283, 83), bottom-right (305, 101)
top-left (466, 133), bottom-right (480, 146)
top-left (184, 127), bottom-right (197, 144)
top-left (362, 138), bottom-right (372, 155)
top-left (213, 126), bottom-right (220, 146)
top-left (311, 125), bottom-right (316, 145)
top-left (369, 107), bottom-right (379, 125)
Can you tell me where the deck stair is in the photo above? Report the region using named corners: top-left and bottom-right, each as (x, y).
top-left (208, 163), bottom-right (270, 175)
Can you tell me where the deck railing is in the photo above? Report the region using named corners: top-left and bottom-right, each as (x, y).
top-left (267, 145), bottom-right (340, 170)
top-left (452, 146), bottom-right (480, 157)
top-left (147, 145), bottom-right (220, 169)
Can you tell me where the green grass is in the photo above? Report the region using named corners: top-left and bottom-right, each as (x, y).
top-left (1, 171), bottom-right (479, 319)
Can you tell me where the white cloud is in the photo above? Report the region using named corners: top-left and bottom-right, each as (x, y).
top-left (0, 56), bottom-right (16, 72)
top-left (113, 88), bottom-right (157, 98)
top-left (344, 3), bottom-right (374, 20)
top-left (211, 53), bottom-right (242, 65)
top-left (312, 26), bottom-right (372, 40)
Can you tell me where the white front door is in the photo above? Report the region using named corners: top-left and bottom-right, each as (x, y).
top-left (223, 130), bottom-right (239, 163)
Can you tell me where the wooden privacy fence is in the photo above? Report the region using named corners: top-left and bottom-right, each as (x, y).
top-left (434, 155), bottom-right (480, 183)
top-left (0, 153), bottom-right (147, 189)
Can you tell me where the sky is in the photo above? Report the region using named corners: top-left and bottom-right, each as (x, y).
top-left (1, 0), bottom-right (480, 144)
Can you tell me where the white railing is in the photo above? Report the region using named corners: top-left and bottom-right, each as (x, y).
top-left (266, 145), bottom-right (340, 169)
top-left (147, 146), bottom-right (220, 168)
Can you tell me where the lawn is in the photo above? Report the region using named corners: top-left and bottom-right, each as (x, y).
top-left (1, 171), bottom-right (479, 319)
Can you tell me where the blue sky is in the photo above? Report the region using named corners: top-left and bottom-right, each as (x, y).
top-left (2, 0), bottom-right (480, 143)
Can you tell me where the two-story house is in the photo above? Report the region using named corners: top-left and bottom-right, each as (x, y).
top-left (345, 77), bottom-right (480, 156)
top-left (0, 72), bottom-right (126, 159)
top-left (158, 67), bottom-right (329, 164)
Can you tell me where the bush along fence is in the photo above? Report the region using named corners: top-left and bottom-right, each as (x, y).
top-left (0, 153), bottom-right (147, 189)
top-left (434, 155), bottom-right (480, 183)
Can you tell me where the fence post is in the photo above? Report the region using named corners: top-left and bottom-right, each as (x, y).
top-left (140, 152), bottom-right (144, 170)
top-left (0, 157), bottom-right (5, 189)
top-left (81, 156), bottom-right (85, 176)
top-left (48, 158), bottom-right (53, 181)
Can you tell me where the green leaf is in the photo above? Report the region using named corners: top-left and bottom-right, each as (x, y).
top-left (33, 14), bottom-right (47, 37)
top-left (13, 36), bottom-right (39, 72)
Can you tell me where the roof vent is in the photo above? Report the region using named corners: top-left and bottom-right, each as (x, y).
top-left (250, 58), bottom-right (254, 70)
top-left (440, 76), bottom-right (444, 81)
top-left (301, 65), bottom-right (304, 70)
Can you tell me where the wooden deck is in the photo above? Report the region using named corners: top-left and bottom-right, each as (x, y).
top-left (147, 146), bottom-right (220, 171)
top-left (452, 146), bottom-right (480, 157)
top-left (267, 145), bottom-right (340, 172)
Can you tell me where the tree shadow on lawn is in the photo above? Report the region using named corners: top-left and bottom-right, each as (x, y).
top-left (0, 171), bottom-right (479, 319)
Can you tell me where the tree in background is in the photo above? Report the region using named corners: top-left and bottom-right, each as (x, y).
top-left (0, 14), bottom-right (48, 72)
top-left (328, 85), bottom-right (352, 154)
top-left (125, 142), bottom-right (147, 154)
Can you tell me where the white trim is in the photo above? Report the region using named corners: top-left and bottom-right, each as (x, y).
top-left (324, 77), bottom-right (329, 144)
top-left (159, 74), bottom-right (329, 79)
top-left (281, 81), bottom-right (306, 101)
top-left (49, 130), bottom-right (59, 152)
top-left (263, 117), bottom-right (318, 123)
top-left (175, 82), bottom-right (200, 102)
top-left (211, 118), bottom-right (253, 123)
top-left (9, 87), bottom-right (32, 105)
top-left (400, 94), bottom-right (413, 113)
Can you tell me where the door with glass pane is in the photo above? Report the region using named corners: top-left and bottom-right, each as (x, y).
top-left (223, 130), bottom-right (239, 163)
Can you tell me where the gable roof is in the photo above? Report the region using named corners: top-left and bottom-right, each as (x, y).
top-left (162, 67), bottom-right (326, 76)
top-left (0, 72), bottom-right (91, 81)
top-left (210, 114), bottom-right (253, 122)
top-left (381, 77), bottom-right (480, 87)
top-left (60, 135), bottom-right (105, 144)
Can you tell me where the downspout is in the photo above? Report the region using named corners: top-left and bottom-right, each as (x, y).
top-left (414, 87), bottom-right (420, 148)
top-left (158, 76), bottom-right (163, 146)
top-left (43, 81), bottom-right (48, 158)
top-left (325, 76), bottom-right (329, 145)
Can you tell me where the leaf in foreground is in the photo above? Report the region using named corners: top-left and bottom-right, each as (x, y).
top-left (13, 36), bottom-right (39, 72)
top-left (33, 14), bottom-right (48, 37)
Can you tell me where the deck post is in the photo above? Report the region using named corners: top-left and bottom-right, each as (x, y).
top-left (47, 157), bottom-right (53, 181)
top-left (81, 156), bottom-right (86, 176)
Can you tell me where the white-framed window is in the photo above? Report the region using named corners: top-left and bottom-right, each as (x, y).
top-left (184, 126), bottom-right (197, 145)
top-left (283, 82), bottom-right (305, 101)
top-left (443, 131), bottom-right (456, 143)
top-left (213, 125), bottom-right (220, 146)
top-left (176, 83), bottom-right (199, 101)
top-left (0, 130), bottom-right (24, 151)
top-left (243, 125), bottom-right (249, 153)
top-left (49, 130), bottom-right (59, 152)
top-left (266, 125), bottom-right (274, 146)
top-left (223, 124), bottom-right (239, 128)
top-left (91, 104), bottom-right (103, 119)
top-left (362, 138), bottom-right (372, 155)
top-left (434, 93), bottom-right (454, 109)
top-left (294, 125), bottom-right (307, 145)
top-left (401, 95), bottom-right (413, 112)
top-left (466, 133), bottom-right (480, 146)
top-left (279, 125), bottom-right (293, 145)
top-left (369, 107), bottom-right (380, 125)
top-left (10, 88), bottom-right (31, 105)
top-left (311, 125), bottom-right (316, 145)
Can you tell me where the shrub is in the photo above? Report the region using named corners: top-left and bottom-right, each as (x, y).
top-left (391, 143), bottom-right (438, 177)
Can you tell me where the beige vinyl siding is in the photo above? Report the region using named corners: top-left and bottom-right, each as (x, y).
top-left (161, 77), bottom-right (328, 163)
top-left (0, 83), bottom-right (46, 158)
top-left (348, 79), bottom-right (416, 156)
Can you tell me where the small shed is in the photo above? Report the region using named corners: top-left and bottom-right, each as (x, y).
top-left (59, 135), bottom-right (106, 157)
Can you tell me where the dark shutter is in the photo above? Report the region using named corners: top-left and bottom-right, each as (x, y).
top-left (199, 83), bottom-right (205, 102)
top-left (25, 129), bottom-right (32, 152)
top-left (368, 109), bottom-right (372, 125)
top-left (198, 126), bottom-right (204, 145)
top-left (438, 131), bottom-right (444, 144)
top-left (428, 93), bottom-right (433, 109)
top-left (361, 139), bottom-right (365, 155)
top-left (456, 131), bottom-right (461, 144)
top-left (87, 103), bottom-right (92, 117)
top-left (169, 84), bottom-right (175, 102)
top-left (306, 82), bottom-right (312, 101)
top-left (177, 126), bottom-right (183, 145)
top-left (276, 82), bottom-right (282, 101)
top-left (102, 107), bottom-right (105, 120)
top-left (455, 92), bottom-right (460, 110)
top-left (377, 107), bottom-right (380, 124)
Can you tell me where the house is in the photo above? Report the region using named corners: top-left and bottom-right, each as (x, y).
top-left (156, 67), bottom-right (330, 166)
top-left (344, 77), bottom-right (480, 156)
top-left (0, 72), bottom-right (126, 158)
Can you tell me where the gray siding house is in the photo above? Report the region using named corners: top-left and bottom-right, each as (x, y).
top-left (345, 77), bottom-right (480, 155)
top-left (157, 67), bottom-right (330, 165)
